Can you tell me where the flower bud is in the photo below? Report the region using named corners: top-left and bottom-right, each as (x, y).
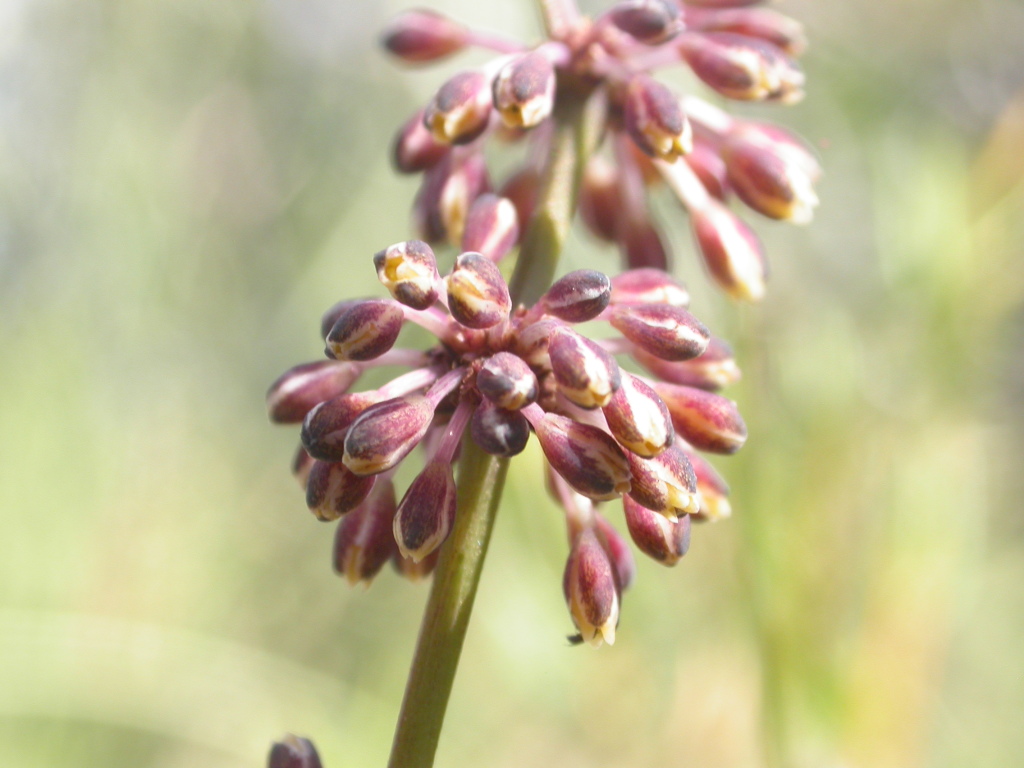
top-left (445, 251), bottom-right (511, 329)
top-left (722, 125), bottom-right (820, 223)
top-left (623, 495), bottom-right (691, 565)
top-left (438, 153), bottom-right (490, 245)
top-left (292, 445), bottom-right (315, 489)
top-left (300, 392), bottom-right (380, 462)
top-left (413, 156), bottom-right (453, 244)
top-left (374, 240), bottom-right (440, 310)
top-left (686, 8), bottom-right (806, 56)
top-left (266, 361), bottom-right (361, 424)
top-left (333, 479), bottom-right (398, 585)
top-left (609, 304), bottom-right (710, 362)
top-left (691, 199), bottom-right (767, 301)
top-left (492, 51), bottom-right (556, 129)
top-left (655, 383), bottom-right (748, 454)
top-left (602, 372), bottom-right (673, 458)
top-left (342, 395), bottom-right (435, 475)
top-left (392, 548), bottom-right (440, 581)
top-left (477, 352), bottom-right (538, 409)
top-left (541, 270), bottom-right (611, 323)
top-left (631, 337), bottom-right (741, 390)
top-left (268, 734), bottom-right (323, 768)
top-left (325, 299), bottom-right (405, 362)
top-left (685, 140), bottom-right (731, 200)
top-left (618, 215), bottom-right (671, 271)
top-left (305, 460), bottom-right (377, 522)
top-left (392, 109), bottom-right (449, 173)
top-left (609, 0), bottom-right (683, 45)
top-left (626, 445), bottom-right (699, 518)
top-left (680, 32), bottom-right (804, 103)
top-left (624, 75), bottom-right (692, 159)
top-left (534, 412), bottom-right (632, 500)
top-left (470, 399), bottom-right (531, 457)
top-left (424, 71), bottom-right (493, 145)
top-left (548, 326), bottom-right (622, 409)
top-left (394, 461), bottom-right (458, 562)
top-left (580, 158), bottom-right (623, 243)
top-left (594, 512), bottom-right (636, 591)
top-left (610, 268), bottom-right (689, 307)
top-left (381, 10), bottom-right (468, 64)
top-left (461, 194), bottom-right (519, 261)
top-left (564, 527), bottom-right (620, 647)
top-left (685, 449), bottom-right (732, 521)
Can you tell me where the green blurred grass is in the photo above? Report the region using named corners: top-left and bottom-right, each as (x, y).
top-left (2, 0), bottom-right (1024, 766)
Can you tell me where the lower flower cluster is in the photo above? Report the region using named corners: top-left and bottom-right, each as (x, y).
top-left (267, 239), bottom-right (744, 646)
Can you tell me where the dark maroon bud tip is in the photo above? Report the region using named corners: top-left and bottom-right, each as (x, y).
top-left (470, 399), bottom-right (531, 457)
top-left (535, 413), bottom-right (632, 500)
top-left (609, 0), bottom-right (684, 45)
top-left (392, 109), bottom-right (449, 174)
top-left (623, 495), bottom-right (691, 565)
top-left (542, 270), bottom-right (612, 323)
top-left (394, 461), bottom-right (458, 562)
top-left (267, 361), bottom-right (361, 424)
top-left (306, 460), bottom-right (377, 522)
top-left (374, 240), bottom-right (440, 310)
top-left (609, 304), bottom-right (711, 362)
top-left (268, 734), bottom-right (323, 768)
top-left (445, 251), bottom-right (512, 329)
top-left (381, 10), bottom-right (468, 64)
top-left (301, 392), bottom-right (380, 462)
top-left (492, 51), bottom-right (557, 129)
top-left (333, 479), bottom-right (398, 585)
top-left (624, 75), bottom-right (691, 159)
top-left (477, 352), bottom-right (539, 409)
top-left (424, 71), bottom-right (493, 145)
top-left (326, 300), bottom-right (405, 362)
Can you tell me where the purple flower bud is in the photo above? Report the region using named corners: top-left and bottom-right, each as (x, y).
top-left (492, 51), bottom-right (557, 129)
top-left (305, 460), bottom-right (377, 522)
top-left (686, 449), bottom-right (732, 521)
top-left (602, 372), bottom-right (673, 458)
top-left (392, 109), bottom-right (449, 174)
top-left (268, 735), bottom-right (323, 768)
top-left (373, 240), bottom-right (440, 310)
top-left (618, 215), bottom-right (671, 271)
top-left (470, 399), bottom-right (531, 457)
top-left (594, 512), bottom-right (636, 592)
top-left (623, 494), bottom-right (691, 565)
top-left (541, 270), bottom-right (612, 323)
top-left (610, 268), bottom-right (690, 307)
top-left (580, 158), bottom-right (623, 243)
top-left (333, 479), bottom-right (398, 585)
top-left (685, 140), bottom-right (731, 201)
top-left (325, 299), bottom-right (405, 362)
top-left (631, 337), bottom-right (741, 390)
top-left (394, 461), bottom-right (458, 562)
top-left (679, 32), bottom-right (804, 103)
top-left (461, 194), bottom-right (519, 261)
top-left (300, 392), bottom-right (380, 462)
top-left (477, 352), bottom-right (538, 409)
top-left (424, 71), bottom-right (493, 145)
top-left (381, 9), bottom-right (468, 64)
top-left (416, 153), bottom-right (490, 246)
top-left (721, 125), bottom-right (819, 223)
top-left (691, 198), bottom-right (767, 301)
top-left (563, 527), bottom-right (620, 647)
top-left (609, 0), bottom-right (684, 45)
top-left (342, 395), bottom-right (435, 475)
top-left (392, 548), bottom-right (440, 581)
top-left (624, 75), bottom-right (692, 160)
top-left (533, 412), bottom-right (632, 500)
top-left (626, 445), bottom-right (699, 518)
top-left (445, 251), bottom-right (511, 329)
top-left (549, 326), bottom-right (622, 409)
top-left (686, 7), bottom-right (807, 56)
top-left (266, 361), bottom-right (361, 424)
top-left (655, 383), bottom-right (748, 454)
top-left (609, 304), bottom-right (711, 362)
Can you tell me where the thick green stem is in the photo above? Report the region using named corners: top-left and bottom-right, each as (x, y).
top-left (387, 442), bottom-right (509, 768)
top-left (387, 74), bottom-right (598, 768)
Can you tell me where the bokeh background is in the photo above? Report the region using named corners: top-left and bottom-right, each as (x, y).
top-left (3, 0), bottom-right (1024, 766)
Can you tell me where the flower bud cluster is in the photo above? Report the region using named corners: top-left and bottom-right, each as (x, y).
top-left (383, 0), bottom-right (819, 301)
top-left (269, 241), bottom-right (744, 644)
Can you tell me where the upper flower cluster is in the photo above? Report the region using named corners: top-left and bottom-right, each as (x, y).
top-left (268, 231), bottom-right (743, 645)
top-left (384, 0), bottom-right (820, 300)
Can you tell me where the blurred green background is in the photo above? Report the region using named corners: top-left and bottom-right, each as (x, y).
top-left (3, 0), bottom-right (1023, 766)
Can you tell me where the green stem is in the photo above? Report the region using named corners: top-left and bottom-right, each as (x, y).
top-left (387, 442), bottom-right (509, 768)
top-left (387, 75), bottom-right (598, 768)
